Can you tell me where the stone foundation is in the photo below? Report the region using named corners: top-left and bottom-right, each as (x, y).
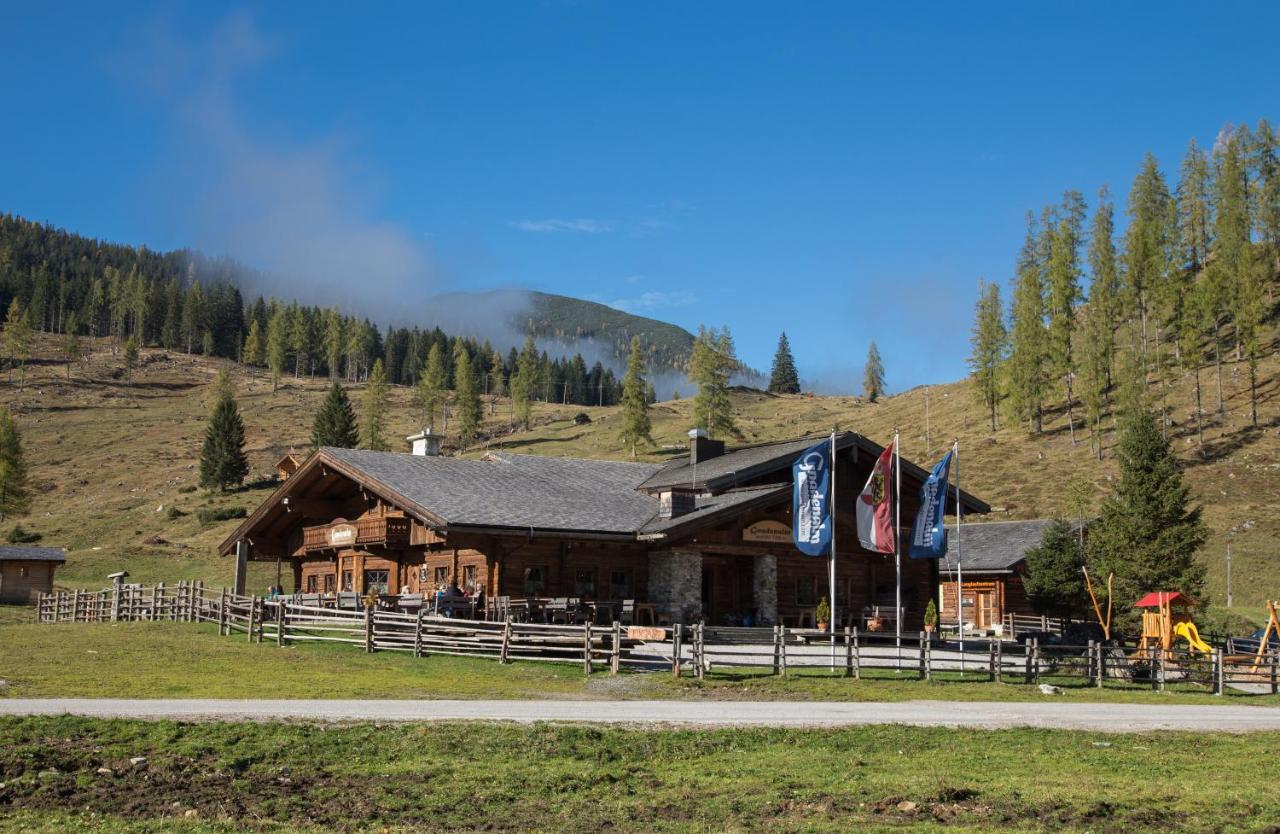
top-left (648, 548), bottom-right (703, 624)
top-left (752, 553), bottom-right (778, 625)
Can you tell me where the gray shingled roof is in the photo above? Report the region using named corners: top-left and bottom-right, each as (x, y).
top-left (322, 448), bottom-right (665, 534)
top-left (639, 484), bottom-right (790, 536)
top-left (939, 519), bottom-right (1060, 573)
top-left (0, 545), bottom-right (66, 562)
top-left (639, 436), bottom-right (842, 492)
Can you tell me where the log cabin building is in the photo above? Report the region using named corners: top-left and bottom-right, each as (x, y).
top-left (938, 519), bottom-right (1068, 631)
top-left (220, 431), bottom-right (989, 630)
top-left (0, 545), bottom-right (66, 604)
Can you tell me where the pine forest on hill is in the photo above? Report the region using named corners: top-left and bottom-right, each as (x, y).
top-left (0, 119), bottom-right (1278, 616)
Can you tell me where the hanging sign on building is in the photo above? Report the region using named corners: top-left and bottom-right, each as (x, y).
top-left (743, 520), bottom-right (793, 543)
top-left (328, 523), bottom-right (357, 547)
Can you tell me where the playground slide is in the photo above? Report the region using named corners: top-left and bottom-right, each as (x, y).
top-left (1174, 621), bottom-right (1213, 655)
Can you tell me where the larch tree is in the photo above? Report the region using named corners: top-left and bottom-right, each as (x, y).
top-left (414, 342), bottom-right (447, 430)
top-left (1087, 186), bottom-right (1121, 394)
top-left (362, 358), bottom-right (390, 451)
top-left (767, 331), bottom-right (801, 394)
top-left (453, 348), bottom-right (483, 446)
top-left (968, 279), bottom-right (1007, 431)
top-left (689, 325), bottom-right (736, 438)
top-left (312, 380), bottom-right (359, 449)
top-left (1086, 403), bottom-right (1207, 632)
top-left (266, 307), bottom-right (289, 392)
top-left (242, 318), bottom-right (264, 367)
top-left (488, 348), bottom-right (506, 415)
top-left (323, 308), bottom-right (344, 379)
top-left (1007, 212), bottom-right (1049, 433)
top-left (3, 299), bottom-right (31, 388)
top-left (1214, 128), bottom-right (1263, 425)
top-left (511, 336), bottom-right (539, 430)
top-left (61, 313), bottom-right (82, 377)
top-left (862, 341), bottom-right (886, 403)
top-left (0, 409), bottom-right (31, 521)
top-left (1252, 119), bottom-right (1280, 275)
top-left (1077, 300), bottom-right (1110, 459)
top-left (180, 281), bottom-right (204, 354)
top-left (619, 336), bottom-right (653, 458)
top-left (1047, 190), bottom-right (1086, 444)
top-left (123, 335), bottom-right (139, 381)
top-left (199, 387), bottom-right (250, 492)
top-left (1177, 138), bottom-right (1213, 274)
top-left (1124, 152), bottom-right (1174, 372)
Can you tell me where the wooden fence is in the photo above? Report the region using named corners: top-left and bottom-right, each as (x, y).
top-left (35, 584), bottom-right (1280, 694)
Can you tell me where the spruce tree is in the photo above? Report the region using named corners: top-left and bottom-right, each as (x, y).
top-left (968, 279), bottom-right (1007, 431)
top-left (242, 319), bottom-right (264, 366)
top-left (1046, 190), bottom-right (1086, 443)
top-left (312, 380), bottom-right (359, 449)
top-left (488, 348), bottom-right (506, 414)
top-left (0, 409), bottom-right (31, 521)
top-left (862, 341), bottom-right (886, 403)
top-left (362, 358), bottom-right (390, 451)
top-left (767, 332), bottom-right (801, 394)
top-left (1007, 212), bottom-right (1048, 433)
top-left (123, 335), bottom-right (139, 381)
top-left (1023, 520), bottom-right (1087, 619)
top-left (323, 308), bottom-right (344, 378)
top-left (619, 336), bottom-right (653, 458)
top-left (199, 392), bottom-right (249, 492)
top-left (180, 281), bottom-right (204, 354)
top-left (689, 326), bottom-right (736, 438)
top-left (454, 349), bottom-right (483, 445)
top-left (1086, 404), bottom-right (1207, 631)
top-left (62, 313), bottom-right (82, 378)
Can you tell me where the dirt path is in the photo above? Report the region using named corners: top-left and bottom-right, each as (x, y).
top-left (4, 698), bottom-right (1280, 731)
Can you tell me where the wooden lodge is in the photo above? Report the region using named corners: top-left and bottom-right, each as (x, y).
top-left (221, 430), bottom-right (990, 631)
top-left (938, 519), bottom-right (1069, 632)
top-left (0, 545), bottom-right (66, 604)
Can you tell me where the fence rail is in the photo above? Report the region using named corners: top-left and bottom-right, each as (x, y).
top-left (34, 584), bottom-right (1280, 694)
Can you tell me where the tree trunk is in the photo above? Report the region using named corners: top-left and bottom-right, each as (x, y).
top-left (1194, 364), bottom-right (1203, 448)
top-left (1214, 338), bottom-right (1224, 416)
top-left (1249, 357), bottom-right (1258, 427)
top-left (1064, 375), bottom-right (1076, 445)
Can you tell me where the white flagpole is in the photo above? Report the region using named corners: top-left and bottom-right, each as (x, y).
top-left (829, 429), bottom-right (837, 671)
top-left (894, 427), bottom-right (902, 657)
top-left (955, 438), bottom-right (964, 676)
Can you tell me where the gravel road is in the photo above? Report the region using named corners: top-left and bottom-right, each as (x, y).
top-left (3, 698), bottom-right (1280, 732)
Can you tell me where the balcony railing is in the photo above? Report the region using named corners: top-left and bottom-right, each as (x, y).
top-left (302, 516), bottom-right (411, 552)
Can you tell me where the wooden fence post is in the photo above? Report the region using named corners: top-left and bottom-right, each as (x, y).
top-left (1213, 648), bottom-right (1224, 696)
top-left (1032, 639), bottom-right (1041, 684)
top-left (500, 617), bottom-right (511, 664)
top-left (611, 621), bottom-right (621, 675)
top-left (364, 604), bottom-right (374, 653)
top-left (988, 640), bottom-right (997, 682)
top-left (1096, 642), bottom-right (1105, 688)
top-left (414, 608), bottom-right (425, 659)
top-left (219, 588), bottom-right (227, 636)
top-left (852, 627), bottom-right (861, 680)
top-left (672, 624), bottom-right (683, 678)
top-left (1154, 647), bottom-right (1164, 692)
top-left (276, 599), bottom-right (286, 647)
top-left (582, 621), bottom-right (593, 676)
top-left (843, 626), bottom-right (853, 678)
top-left (1271, 650), bottom-right (1278, 696)
top-left (771, 625), bottom-right (781, 675)
top-left (1086, 640), bottom-right (1095, 687)
top-left (1023, 639), bottom-right (1034, 684)
top-left (778, 625), bottom-right (787, 677)
top-left (246, 596), bottom-right (257, 643)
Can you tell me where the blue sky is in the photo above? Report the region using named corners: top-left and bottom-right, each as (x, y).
top-left (2, 3), bottom-right (1277, 393)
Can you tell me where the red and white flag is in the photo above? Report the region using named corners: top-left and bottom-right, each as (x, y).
top-left (856, 441), bottom-right (895, 553)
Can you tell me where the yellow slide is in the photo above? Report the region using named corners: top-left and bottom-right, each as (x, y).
top-left (1174, 621), bottom-right (1213, 655)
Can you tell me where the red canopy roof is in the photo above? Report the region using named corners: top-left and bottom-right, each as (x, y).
top-left (1133, 591), bottom-right (1194, 608)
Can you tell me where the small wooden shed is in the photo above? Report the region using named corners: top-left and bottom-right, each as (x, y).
top-left (0, 545), bottom-right (66, 604)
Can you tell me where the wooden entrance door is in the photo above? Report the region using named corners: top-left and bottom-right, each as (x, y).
top-left (974, 590), bottom-right (995, 630)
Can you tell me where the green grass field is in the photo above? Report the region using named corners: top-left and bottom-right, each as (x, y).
top-left (4, 621), bottom-right (1278, 705)
top-left (1, 716), bottom-right (1277, 832)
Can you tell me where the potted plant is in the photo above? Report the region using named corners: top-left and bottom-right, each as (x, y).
top-left (816, 597), bottom-right (831, 632)
top-left (924, 599), bottom-right (938, 635)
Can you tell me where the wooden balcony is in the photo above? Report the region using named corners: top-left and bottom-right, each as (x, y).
top-left (302, 516), bottom-right (411, 552)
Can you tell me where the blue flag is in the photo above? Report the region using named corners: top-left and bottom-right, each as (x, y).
top-left (909, 450), bottom-right (953, 559)
top-left (793, 440), bottom-right (832, 557)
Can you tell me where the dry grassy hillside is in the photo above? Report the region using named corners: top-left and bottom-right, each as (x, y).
top-left (2, 332), bottom-right (1277, 610)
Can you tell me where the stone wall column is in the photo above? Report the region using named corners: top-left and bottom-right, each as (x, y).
top-left (753, 553), bottom-right (778, 625)
top-left (648, 548), bottom-right (703, 624)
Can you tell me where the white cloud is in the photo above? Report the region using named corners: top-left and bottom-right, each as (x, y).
top-left (511, 218), bottom-right (616, 234)
top-left (608, 290), bottom-right (697, 314)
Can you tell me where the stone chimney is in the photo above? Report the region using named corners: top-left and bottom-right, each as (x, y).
top-left (406, 427), bottom-right (444, 457)
top-left (658, 487), bottom-right (698, 520)
top-left (688, 428), bottom-right (725, 466)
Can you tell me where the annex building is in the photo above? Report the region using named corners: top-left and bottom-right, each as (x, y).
top-left (221, 431), bottom-right (989, 630)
